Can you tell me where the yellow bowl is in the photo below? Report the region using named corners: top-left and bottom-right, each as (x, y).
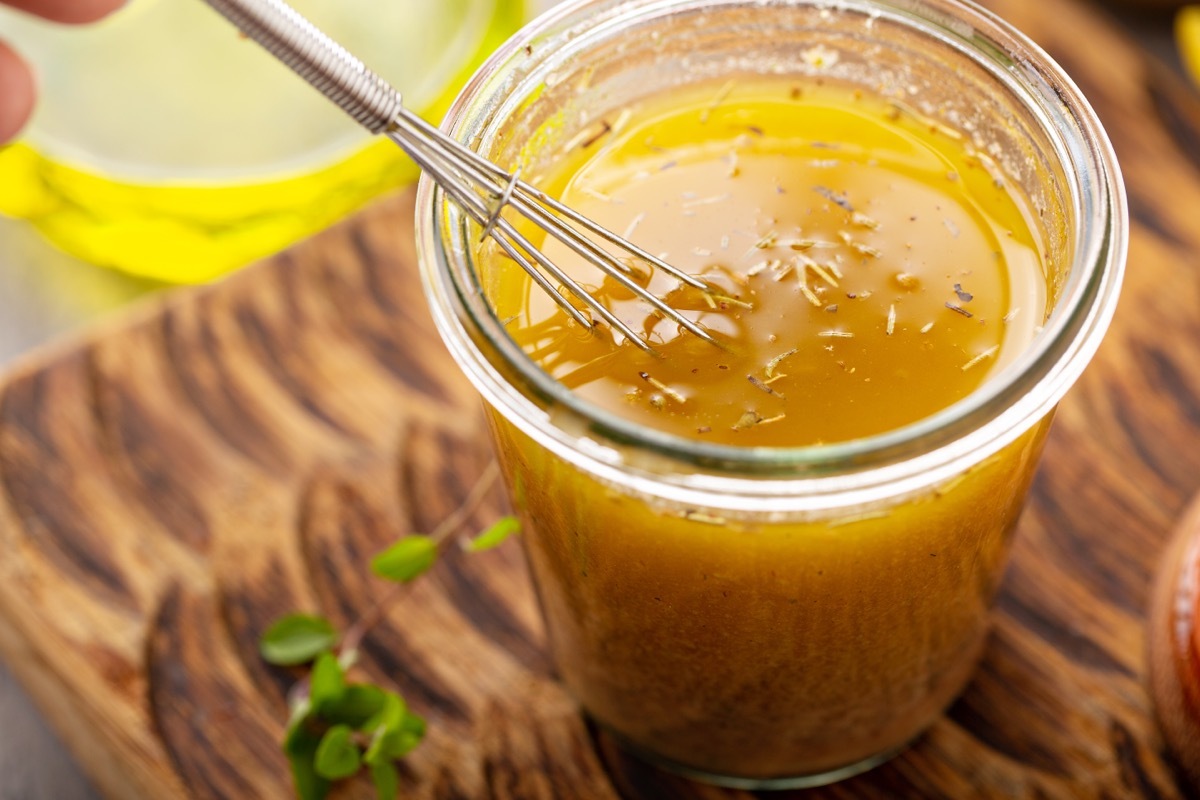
top-left (1179, 6), bottom-right (1200, 89)
top-left (0, 0), bottom-right (526, 282)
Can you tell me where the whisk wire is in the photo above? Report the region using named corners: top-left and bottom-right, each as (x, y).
top-left (399, 110), bottom-right (714, 292)
top-left (389, 110), bottom-right (721, 349)
top-left (395, 134), bottom-right (590, 329)
top-left (480, 167), bottom-right (524, 245)
top-left (201, 0), bottom-right (724, 354)
top-left (391, 121), bottom-right (649, 345)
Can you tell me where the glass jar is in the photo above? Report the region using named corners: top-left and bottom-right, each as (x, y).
top-left (417, 0), bottom-right (1125, 788)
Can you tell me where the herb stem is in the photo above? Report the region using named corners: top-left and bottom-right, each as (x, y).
top-left (339, 583), bottom-right (410, 660)
top-left (340, 461), bottom-right (502, 656)
top-left (430, 460), bottom-right (502, 547)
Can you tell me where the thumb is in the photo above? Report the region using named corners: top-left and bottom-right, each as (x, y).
top-left (1, 0), bottom-right (127, 25)
top-left (0, 40), bottom-right (35, 143)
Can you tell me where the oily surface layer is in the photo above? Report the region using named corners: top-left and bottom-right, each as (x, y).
top-left (494, 81), bottom-right (1045, 446)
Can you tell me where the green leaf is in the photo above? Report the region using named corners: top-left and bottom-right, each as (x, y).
top-left (314, 725), bottom-right (362, 780)
top-left (260, 614), bottom-right (338, 666)
top-left (309, 652), bottom-right (346, 713)
top-left (283, 708), bottom-right (329, 800)
top-left (287, 754), bottom-right (329, 800)
top-left (466, 515), bottom-right (520, 552)
top-left (371, 535), bottom-right (438, 583)
top-left (325, 683), bottom-right (389, 729)
top-left (363, 693), bottom-right (406, 764)
top-left (365, 691), bottom-right (407, 733)
top-left (364, 729), bottom-right (403, 764)
top-left (399, 710), bottom-right (426, 740)
top-left (367, 710), bottom-right (428, 762)
top-left (370, 761), bottom-right (400, 799)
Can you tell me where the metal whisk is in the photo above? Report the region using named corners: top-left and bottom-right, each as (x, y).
top-left (201, 0), bottom-right (719, 353)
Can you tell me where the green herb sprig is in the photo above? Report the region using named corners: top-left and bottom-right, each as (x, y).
top-left (259, 462), bottom-right (517, 799)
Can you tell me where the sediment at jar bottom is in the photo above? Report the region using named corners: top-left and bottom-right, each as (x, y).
top-left (487, 411), bottom-right (1052, 780)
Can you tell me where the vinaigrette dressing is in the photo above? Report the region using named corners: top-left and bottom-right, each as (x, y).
top-left (485, 79), bottom-right (1048, 445)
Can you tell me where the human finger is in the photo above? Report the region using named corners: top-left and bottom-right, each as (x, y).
top-left (0, 39), bottom-right (35, 143)
top-left (0, 0), bottom-right (126, 24)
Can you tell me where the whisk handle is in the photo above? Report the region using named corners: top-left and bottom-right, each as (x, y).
top-left (200, 0), bottom-right (402, 134)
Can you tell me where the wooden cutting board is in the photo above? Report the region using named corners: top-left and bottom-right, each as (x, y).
top-left (2, 0), bottom-right (1199, 796)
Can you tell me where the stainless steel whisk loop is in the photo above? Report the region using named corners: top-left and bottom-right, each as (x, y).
top-left (201, 0), bottom-right (719, 353)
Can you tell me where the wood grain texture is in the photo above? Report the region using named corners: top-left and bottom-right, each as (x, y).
top-left (0, 0), bottom-right (1198, 796)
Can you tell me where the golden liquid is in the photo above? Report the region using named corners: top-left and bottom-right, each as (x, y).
top-left (491, 414), bottom-right (1050, 777)
top-left (488, 81), bottom-right (1046, 445)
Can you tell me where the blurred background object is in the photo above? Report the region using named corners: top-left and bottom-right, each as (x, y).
top-left (0, 0), bottom-right (523, 282)
top-left (1179, 6), bottom-right (1200, 85)
top-left (1148, 494), bottom-right (1200, 788)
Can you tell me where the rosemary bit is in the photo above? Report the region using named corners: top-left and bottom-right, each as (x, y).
top-left (639, 372), bottom-right (687, 404)
top-left (800, 284), bottom-right (823, 307)
top-left (961, 345), bottom-right (999, 371)
top-left (748, 375), bottom-right (784, 398)
top-left (765, 348), bottom-right (798, 379)
top-left (732, 410), bottom-right (763, 430)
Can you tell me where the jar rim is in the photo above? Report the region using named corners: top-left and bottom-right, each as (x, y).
top-left (416, 0), bottom-right (1126, 510)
